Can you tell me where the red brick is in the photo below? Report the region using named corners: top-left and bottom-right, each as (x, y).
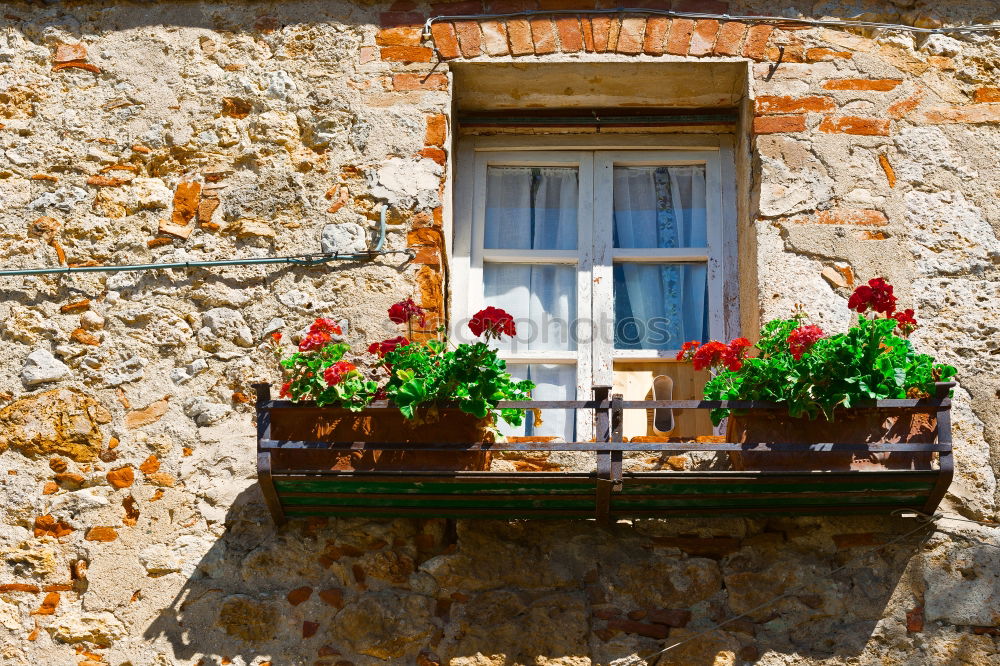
top-left (582, 17), bottom-right (595, 51)
top-left (808, 210), bottom-right (888, 227)
top-left (888, 92), bottom-right (923, 119)
top-left (555, 17), bottom-right (584, 53)
top-left (34, 515), bottom-right (73, 538)
top-left (806, 47), bottom-right (852, 61)
top-left (379, 12), bottom-right (425, 28)
top-left (972, 626), bottom-right (1000, 636)
top-left (529, 18), bottom-right (557, 54)
top-left (480, 20), bottom-right (510, 56)
top-left (606, 18), bottom-right (621, 51)
top-left (376, 26), bottom-right (422, 46)
top-left (430, 0), bottom-right (483, 13)
top-left (879, 154), bottom-right (896, 188)
top-left (425, 114), bottom-right (447, 146)
top-left (713, 21), bottom-right (747, 56)
top-left (106, 466), bottom-right (134, 489)
top-left (765, 41), bottom-right (806, 63)
top-left (302, 620), bottom-right (319, 638)
top-left (412, 247), bottom-right (442, 265)
top-left (592, 607), bottom-right (623, 620)
top-left (919, 105), bottom-right (1000, 124)
top-left (822, 79), bottom-right (902, 92)
top-left (906, 606), bottom-right (924, 633)
top-left (665, 18), bottom-right (695, 55)
top-left (287, 586), bottom-right (313, 606)
top-left (756, 95), bottom-right (836, 115)
top-left (688, 19), bottom-right (719, 56)
top-left (973, 87), bottom-right (1000, 103)
top-left (32, 592), bottom-right (60, 616)
top-left (419, 146), bottom-right (447, 165)
top-left (60, 299), bottom-right (91, 314)
top-left (507, 18), bottom-right (534, 56)
top-left (393, 73), bottom-right (449, 91)
top-left (429, 22), bottom-right (460, 59)
top-left (0, 583), bottom-right (40, 593)
top-left (651, 537), bottom-right (740, 556)
top-left (319, 588), bottom-right (345, 608)
top-left (646, 608), bottom-right (692, 627)
top-left (606, 619), bottom-right (669, 639)
top-left (753, 115), bottom-right (806, 134)
top-left (453, 20), bottom-right (483, 57)
top-left (742, 24), bottom-right (773, 60)
top-left (590, 17), bottom-right (613, 53)
top-left (673, 0), bottom-right (730, 11)
top-left (818, 116), bottom-right (890, 136)
top-left (380, 46), bottom-right (433, 62)
top-left (85, 526), bottom-right (118, 542)
top-left (642, 17), bottom-right (669, 55)
top-left (408, 227), bottom-right (444, 246)
top-left (614, 17), bottom-right (645, 55)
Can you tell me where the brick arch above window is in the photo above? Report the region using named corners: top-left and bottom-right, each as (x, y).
top-left (425, 16), bottom-right (774, 60)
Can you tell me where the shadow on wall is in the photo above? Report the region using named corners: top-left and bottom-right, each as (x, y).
top-left (143, 484), bottom-right (928, 665)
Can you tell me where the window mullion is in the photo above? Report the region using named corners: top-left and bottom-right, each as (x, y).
top-left (591, 153), bottom-right (614, 388)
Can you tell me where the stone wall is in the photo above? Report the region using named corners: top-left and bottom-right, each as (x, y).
top-left (0, 1), bottom-right (998, 664)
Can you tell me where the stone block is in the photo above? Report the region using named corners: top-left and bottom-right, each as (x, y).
top-left (321, 222), bottom-right (368, 254)
top-left (925, 544), bottom-right (1000, 626)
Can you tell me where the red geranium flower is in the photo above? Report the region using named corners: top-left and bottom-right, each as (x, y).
top-left (469, 306), bottom-right (516, 339)
top-left (787, 325), bottom-right (825, 360)
top-left (723, 337), bottom-right (753, 371)
top-left (891, 308), bottom-right (918, 335)
top-left (848, 278), bottom-right (897, 315)
top-left (298, 318), bottom-right (343, 352)
top-left (676, 340), bottom-right (701, 361)
top-left (692, 341), bottom-right (728, 371)
top-left (388, 298), bottom-right (426, 327)
top-left (368, 336), bottom-right (410, 358)
top-left (323, 361), bottom-right (356, 386)
top-left (270, 332), bottom-right (282, 343)
top-left (279, 381), bottom-right (292, 398)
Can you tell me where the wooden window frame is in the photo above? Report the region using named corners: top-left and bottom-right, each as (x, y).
top-left (451, 135), bottom-right (739, 434)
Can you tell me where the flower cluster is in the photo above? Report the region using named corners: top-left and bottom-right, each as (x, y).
top-left (686, 277), bottom-right (955, 424)
top-left (323, 361), bottom-right (357, 386)
top-left (847, 277), bottom-right (896, 315)
top-left (847, 277), bottom-right (918, 336)
top-left (275, 299), bottom-right (534, 424)
top-left (368, 335), bottom-right (410, 358)
top-left (468, 306), bottom-right (516, 340)
top-left (388, 298), bottom-right (426, 327)
top-left (677, 337), bottom-right (751, 372)
top-left (891, 308), bottom-right (917, 336)
top-left (787, 325), bottom-right (825, 360)
top-left (298, 318), bottom-right (342, 352)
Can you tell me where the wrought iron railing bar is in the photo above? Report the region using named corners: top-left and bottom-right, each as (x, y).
top-left (259, 398), bottom-right (951, 411)
top-left (258, 438), bottom-right (950, 453)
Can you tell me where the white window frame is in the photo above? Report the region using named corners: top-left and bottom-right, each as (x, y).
top-left (451, 135), bottom-right (738, 433)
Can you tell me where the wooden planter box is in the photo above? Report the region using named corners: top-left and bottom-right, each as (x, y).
top-left (267, 405), bottom-right (492, 472)
top-left (253, 384), bottom-right (954, 525)
top-left (728, 382), bottom-right (954, 472)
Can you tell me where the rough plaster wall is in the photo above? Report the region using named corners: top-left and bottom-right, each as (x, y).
top-left (0, 1), bottom-right (998, 665)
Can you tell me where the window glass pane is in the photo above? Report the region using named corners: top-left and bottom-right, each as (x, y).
top-left (483, 264), bottom-right (577, 352)
top-left (613, 166), bottom-right (706, 249)
top-left (484, 166), bottom-right (578, 250)
top-left (498, 363), bottom-right (576, 442)
top-left (613, 263), bottom-right (708, 350)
